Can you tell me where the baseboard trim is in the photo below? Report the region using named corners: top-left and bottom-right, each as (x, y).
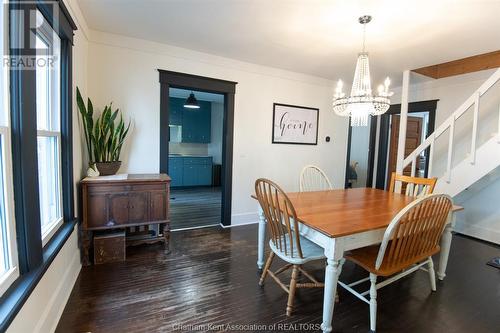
top-left (230, 212), bottom-right (259, 226)
top-left (454, 223), bottom-right (500, 245)
top-left (220, 220), bottom-right (259, 229)
top-left (171, 224), bottom-right (220, 232)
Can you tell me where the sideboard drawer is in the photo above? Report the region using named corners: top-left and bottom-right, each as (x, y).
top-left (87, 183), bottom-right (166, 194)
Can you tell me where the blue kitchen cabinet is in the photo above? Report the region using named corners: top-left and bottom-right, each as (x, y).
top-left (168, 157), bottom-right (184, 187)
top-left (170, 156), bottom-right (212, 187)
top-left (198, 164), bottom-right (212, 186)
top-left (182, 164), bottom-right (198, 186)
top-left (169, 97), bottom-right (212, 143)
top-left (169, 98), bottom-right (183, 126)
top-left (181, 100), bottom-right (211, 143)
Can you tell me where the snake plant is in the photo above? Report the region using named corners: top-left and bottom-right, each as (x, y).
top-left (77, 87), bottom-right (131, 163)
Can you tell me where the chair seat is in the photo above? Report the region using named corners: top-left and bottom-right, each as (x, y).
top-left (345, 243), bottom-right (441, 277)
top-left (269, 235), bottom-right (325, 265)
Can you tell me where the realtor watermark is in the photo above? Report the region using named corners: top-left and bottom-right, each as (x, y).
top-left (171, 323), bottom-right (322, 332)
top-left (3, 0), bottom-right (59, 70)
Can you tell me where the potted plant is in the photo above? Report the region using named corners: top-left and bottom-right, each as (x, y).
top-left (77, 87), bottom-right (131, 176)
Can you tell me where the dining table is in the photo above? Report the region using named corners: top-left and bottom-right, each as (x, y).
top-left (252, 187), bottom-right (463, 333)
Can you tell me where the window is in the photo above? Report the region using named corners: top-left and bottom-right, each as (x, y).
top-left (0, 0), bottom-right (18, 296)
top-left (35, 11), bottom-right (62, 245)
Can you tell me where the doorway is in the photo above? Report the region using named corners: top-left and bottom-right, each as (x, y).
top-left (375, 100), bottom-right (437, 189)
top-left (158, 70), bottom-right (237, 228)
top-left (345, 100), bottom-right (438, 190)
top-left (167, 88), bottom-right (224, 230)
top-left (385, 114), bottom-right (424, 185)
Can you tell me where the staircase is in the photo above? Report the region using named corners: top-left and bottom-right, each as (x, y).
top-left (402, 68), bottom-right (500, 198)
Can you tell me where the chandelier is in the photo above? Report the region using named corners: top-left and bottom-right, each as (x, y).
top-left (333, 15), bottom-right (392, 126)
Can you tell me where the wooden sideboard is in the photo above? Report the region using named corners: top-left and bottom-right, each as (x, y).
top-left (81, 173), bottom-right (171, 265)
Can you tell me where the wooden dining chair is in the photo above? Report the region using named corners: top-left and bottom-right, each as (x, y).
top-left (255, 178), bottom-right (325, 316)
top-left (299, 165), bottom-right (333, 192)
top-left (389, 172), bottom-right (437, 197)
top-left (338, 194), bottom-right (453, 332)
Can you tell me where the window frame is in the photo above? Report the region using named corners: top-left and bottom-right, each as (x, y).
top-left (35, 16), bottom-right (64, 246)
top-left (0, 124), bottom-right (19, 297)
top-left (0, 0), bottom-right (19, 297)
top-left (0, 0), bottom-right (77, 330)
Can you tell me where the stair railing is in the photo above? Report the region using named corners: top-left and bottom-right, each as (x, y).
top-left (402, 68), bottom-right (500, 183)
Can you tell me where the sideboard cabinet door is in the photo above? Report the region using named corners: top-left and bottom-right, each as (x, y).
top-left (109, 193), bottom-right (129, 225)
top-left (87, 193), bottom-right (108, 228)
top-left (129, 192), bottom-right (149, 222)
top-left (150, 191), bottom-right (168, 221)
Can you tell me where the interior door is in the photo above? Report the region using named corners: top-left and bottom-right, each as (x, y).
top-left (386, 115), bottom-right (423, 187)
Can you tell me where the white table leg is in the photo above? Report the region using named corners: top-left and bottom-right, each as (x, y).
top-left (257, 206), bottom-right (266, 270)
top-left (437, 212), bottom-right (454, 281)
top-left (321, 240), bottom-right (345, 333)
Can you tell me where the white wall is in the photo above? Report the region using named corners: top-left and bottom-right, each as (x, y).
top-left (208, 102), bottom-right (224, 164)
top-left (86, 31), bottom-right (349, 225)
top-left (7, 0), bottom-right (88, 330)
top-left (454, 168), bottom-right (500, 244)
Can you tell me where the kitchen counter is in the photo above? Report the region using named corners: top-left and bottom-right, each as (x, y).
top-left (169, 154), bottom-right (212, 157)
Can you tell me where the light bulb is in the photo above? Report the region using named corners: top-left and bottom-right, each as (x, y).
top-left (384, 77), bottom-right (391, 87)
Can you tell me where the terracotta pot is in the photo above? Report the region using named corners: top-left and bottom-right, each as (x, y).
top-left (95, 161), bottom-right (121, 176)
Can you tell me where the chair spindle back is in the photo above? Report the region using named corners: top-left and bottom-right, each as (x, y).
top-left (376, 194), bottom-right (453, 270)
top-left (299, 165), bottom-right (333, 192)
top-left (389, 172), bottom-right (437, 197)
top-left (255, 178), bottom-right (303, 259)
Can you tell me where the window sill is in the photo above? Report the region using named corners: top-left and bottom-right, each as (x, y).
top-left (0, 220), bottom-right (77, 332)
top-left (41, 217), bottom-right (64, 248)
top-left (0, 268), bottom-right (19, 298)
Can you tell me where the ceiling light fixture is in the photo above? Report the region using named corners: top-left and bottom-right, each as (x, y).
top-left (333, 15), bottom-right (392, 127)
top-left (184, 92), bottom-right (200, 109)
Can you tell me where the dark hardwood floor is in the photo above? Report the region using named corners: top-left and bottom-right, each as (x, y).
top-left (56, 225), bottom-right (500, 332)
top-left (170, 187), bottom-right (222, 230)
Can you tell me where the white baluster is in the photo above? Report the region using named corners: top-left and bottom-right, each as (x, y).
top-left (428, 139), bottom-right (435, 177)
top-left (411, 155), bottom-right (416, 177)
top-left (470, 92), bottom-right (480, 164)
top-left (446, 120), bottom-right (455, 183)
top-left (497, 104), bottom-right (500, 144)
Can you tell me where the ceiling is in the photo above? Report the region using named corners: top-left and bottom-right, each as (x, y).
top-left (79, 0), bottom-right (500, 84)
top-left (169, 87), bottom-right (224, 103)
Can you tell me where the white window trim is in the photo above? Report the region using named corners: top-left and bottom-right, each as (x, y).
top-left (0, 267), bottom-right (19, 297)
top-left (0, 125), bottom-right (19, 296)
top-left (0, 119), bottom-right (19, 297)
top-left (37, 117), bottom-right (63, 247)
top-left (36, 15), bottom-right (63, 246)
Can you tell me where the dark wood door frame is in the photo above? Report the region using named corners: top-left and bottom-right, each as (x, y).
top-left (158, 70), bottom-right (237, 226)
top-left (375, 100), bottom-right (438, 189)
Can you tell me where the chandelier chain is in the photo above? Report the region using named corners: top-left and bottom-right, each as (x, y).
top-left (362, 22), bottom-right (366, 53)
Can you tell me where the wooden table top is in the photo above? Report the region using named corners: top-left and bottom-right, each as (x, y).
top-left (252, 188), bottom-right (463, 238)
top-left (81, 173), bottom-right (171, 183)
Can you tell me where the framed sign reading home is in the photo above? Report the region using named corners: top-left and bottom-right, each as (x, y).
top-left (272, 103), bottom-right (319, 145)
